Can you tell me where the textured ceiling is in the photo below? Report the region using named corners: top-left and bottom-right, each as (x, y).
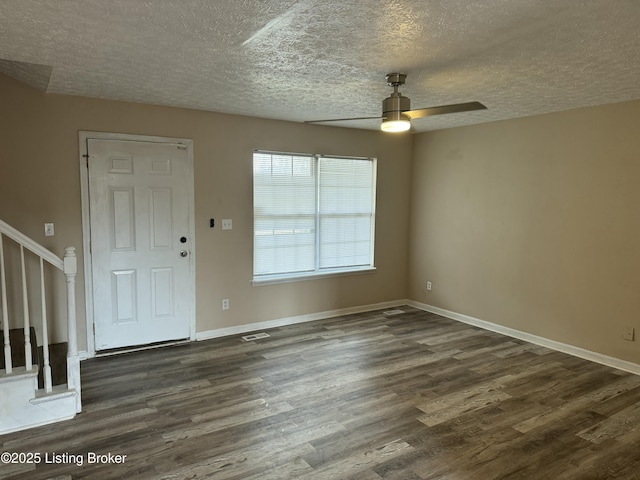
top-left (1, 0), bottom-right (639, 132)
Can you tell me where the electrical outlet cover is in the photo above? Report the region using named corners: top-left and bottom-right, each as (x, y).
top-left (44, 223), bottom-right (55, 236)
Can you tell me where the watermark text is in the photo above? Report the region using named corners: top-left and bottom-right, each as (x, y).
top-left (1, 451), bottom-right (127, 467)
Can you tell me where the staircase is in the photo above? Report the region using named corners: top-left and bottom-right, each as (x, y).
top-left (0, 219), bottom-right (81, 435)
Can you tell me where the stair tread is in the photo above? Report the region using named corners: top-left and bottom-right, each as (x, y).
top-left (32, 384), bottom-right (76, 403)
top-left (0, 364), bottom-right (39, 382)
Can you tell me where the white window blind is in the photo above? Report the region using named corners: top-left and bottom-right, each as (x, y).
top-left (253, 151), bottom-right (376, 283)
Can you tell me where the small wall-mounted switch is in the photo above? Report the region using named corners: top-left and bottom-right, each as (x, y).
top-left (210, 218), bottom-right (215, 228)
top-left (44, 223), bottom-right (55, 236)
top-left (623, 325), bottom-right (635, 341)
top-left (222, 219), bottom-right (232, 230)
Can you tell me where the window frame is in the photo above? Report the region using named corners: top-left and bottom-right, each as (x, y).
top-left (252, 150), bottom-right (377, 286)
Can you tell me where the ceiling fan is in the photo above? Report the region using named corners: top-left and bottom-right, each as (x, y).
top-left (305, 73), bottom-right (487, 132)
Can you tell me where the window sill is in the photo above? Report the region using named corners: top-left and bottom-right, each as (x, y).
top-left (252, 266), bottom-right (377, 286)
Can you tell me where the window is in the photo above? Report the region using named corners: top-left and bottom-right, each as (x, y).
top-left (253, 151), bottom-right (377, 284)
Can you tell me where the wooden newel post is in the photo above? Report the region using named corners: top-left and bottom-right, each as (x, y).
top-left (63, 247), bottom-right (81, 412)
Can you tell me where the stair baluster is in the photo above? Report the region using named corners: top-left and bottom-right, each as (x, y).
top-left (0, 234), bottom-right (11, 374)
top-left (20, 245), bottom-right (33, 371)
top-left (40, 257), bottom-right (53, 392)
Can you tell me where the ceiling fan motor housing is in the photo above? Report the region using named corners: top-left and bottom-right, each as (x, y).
top-left (383, 92), bottom-right (410, 116)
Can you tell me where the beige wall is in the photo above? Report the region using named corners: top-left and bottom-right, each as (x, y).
top-left (5, 68), bottom-right (639, 367)
top-left (0, 74), bottom-right (412, 351)
top-left (409, 99), bottom-right (640, 364)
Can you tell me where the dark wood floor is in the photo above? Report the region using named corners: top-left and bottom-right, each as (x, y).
top-left (3, 306), bottom-right (640, 479)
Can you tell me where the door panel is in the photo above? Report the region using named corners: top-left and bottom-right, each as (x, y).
top-left (149, 188), bottom-right (173, 249)
top-left (111, 188), bottom-right (136, 250)
top-left (112, 270), bottom-right (137, 324)
top-left (88, 139), bottom-right (193, 350)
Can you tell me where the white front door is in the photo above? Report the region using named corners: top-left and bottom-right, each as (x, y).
top-left (87, 138), bottom-right (194, 351)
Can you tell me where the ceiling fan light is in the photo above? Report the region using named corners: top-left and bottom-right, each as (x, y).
top-left (381, 112), bottom-right (411, 132)
top-left (381, 120), bottom-right (411, 132)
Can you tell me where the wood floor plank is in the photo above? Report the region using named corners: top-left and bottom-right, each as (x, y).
top-left (3, 305), bottom-right (640, 479)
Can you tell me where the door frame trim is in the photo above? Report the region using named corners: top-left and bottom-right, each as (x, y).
top-left (79, 131), bottom-right (196, 358)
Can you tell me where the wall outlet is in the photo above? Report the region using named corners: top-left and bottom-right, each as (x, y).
top-left (426, 281), bottom-right (432, 291)
top-left (623, 325), bottom-right (635, 341)
top-left (221, 219), bottom-right (232, 230)
top-left (222, 298), bottom-right (230, 310)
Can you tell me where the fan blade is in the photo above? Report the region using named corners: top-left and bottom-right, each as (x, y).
top-left (405, 101), bottom-right (486, 119)
top-left (305, 116), bottom-right (382, 124)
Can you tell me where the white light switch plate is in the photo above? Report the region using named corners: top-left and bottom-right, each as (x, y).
top-left (222, 219), bottom-right (232, 230)
top-left (44, 223), bottom-right (55, 236)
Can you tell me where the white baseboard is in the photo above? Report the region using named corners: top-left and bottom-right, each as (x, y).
top-left (196, 299), bottom-right (410, 342)
top-left (408, 300), bottom-right (640, 376)
top-left (84, 299), bottom-right (640, 376)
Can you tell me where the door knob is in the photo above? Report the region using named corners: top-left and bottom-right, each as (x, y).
top-left (180, 250), bottom-right (188, 257)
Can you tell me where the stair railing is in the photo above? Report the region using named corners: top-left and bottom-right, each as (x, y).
top-left (0, 219), bottom-right (80, 411)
